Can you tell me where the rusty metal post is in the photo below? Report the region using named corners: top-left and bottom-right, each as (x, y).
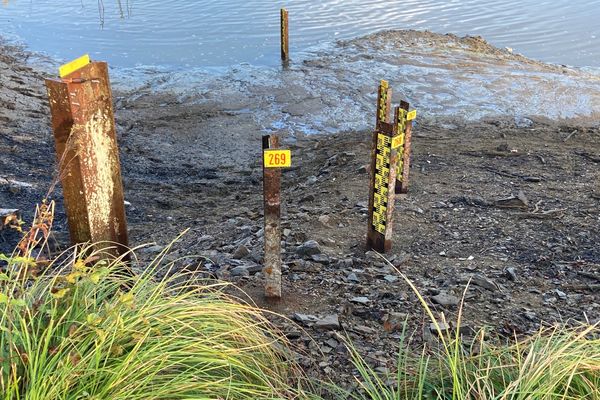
top-left (263, 134), bottom-right (282, 298)
top-left (394, 101), bottom-right (408, 194)
top-left (376, 80), bottom-right (391, 131)
top-left (367, 82), bottom-right (402, 252)
top-left (45, 61), bottom-right (129, 260)
top-left (400, 107), bottom-right (414, 194)
top-left (394, 101), bottom-right (413, 194)
top-left (280, 8), bottom-right (289, 64)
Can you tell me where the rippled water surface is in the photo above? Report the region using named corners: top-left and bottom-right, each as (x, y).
top-left (2, 0), bottom-right (600, 68)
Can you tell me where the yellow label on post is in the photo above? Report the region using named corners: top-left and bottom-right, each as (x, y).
top-left (391, 134), bottom-right (405, 149)
top-left (406, 110), bottom-right (417, 121)
top-left (59, 54), bottom-right (91, 78)
top-left (264, 149), bottom-right (291, 168)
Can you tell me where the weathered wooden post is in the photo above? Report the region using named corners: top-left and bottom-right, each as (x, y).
top-left (395, 103), bottom-right (416, 194)
top-left (45, 55), bottom-right (129, 260)
top-left (376, 79), bottom-right (391, 130)
top-left (262, 135), bottom-right (291, 298)
top-left (366, 81), bottom-right (404, 252)
top-left (280, 8), bottom-right (289, 64)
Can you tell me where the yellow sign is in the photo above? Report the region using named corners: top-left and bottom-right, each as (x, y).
top-left (59, 54), bottom-right (91, 78)
top-left (391, 134), bottom-right (404, 149)
top-left (406, 110), bottom-right (417, 121)
top-left (264, 149), bottom-right (291, 168)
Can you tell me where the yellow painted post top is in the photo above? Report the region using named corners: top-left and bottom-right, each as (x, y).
top-left (407, 110), bottom-right (417, 121)
top-left (59, 54), bottom-right (91, 78)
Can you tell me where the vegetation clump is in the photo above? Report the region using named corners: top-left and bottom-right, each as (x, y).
top-left (0, 244), bottom-right (302, 399)
top-left (344, 267), bottom-right (600, 400)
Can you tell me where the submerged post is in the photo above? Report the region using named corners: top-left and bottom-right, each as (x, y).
top-left (280, 8), bottom-right (289, 63)
top-left (263, 135), bottom-right (282, 298)
top-left (366, 81), bottom-right (402, 252)
top-left (45, 55), bottom-right (129, 259)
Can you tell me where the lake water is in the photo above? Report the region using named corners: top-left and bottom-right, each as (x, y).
top-left (2, 0), bottom-right (600, 68)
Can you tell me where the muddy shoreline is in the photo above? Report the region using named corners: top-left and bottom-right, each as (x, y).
top-left (1, 32), bottom-right (600, 390)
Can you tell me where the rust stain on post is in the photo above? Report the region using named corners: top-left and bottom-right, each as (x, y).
top-left (263, 134), bottom-right (282, 298)
top-left (45, 61), bottom-right (129, 260)
top-left (280, 8), bottom-right (289, 63)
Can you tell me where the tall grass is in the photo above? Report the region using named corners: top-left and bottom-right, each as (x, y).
top-left (342, 259), bottom-right (600, 400)
top-left (0, 243), bottom-right (305, 399)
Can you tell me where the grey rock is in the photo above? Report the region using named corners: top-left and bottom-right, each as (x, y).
top-left (346, 272), bottom-right (360, 283)
top-left (311, 253), bottom-right (330, 265)
top-left (293, 313), bottom-right (318, 325)
top-left (429, 322), bottom-right (451, 334)
top-left (350, 296), bottom-right (370, 305)
top-left (299, 194), bottom-right (315, 203)
top-left (296, 240), bottom-right (322, 257)
top-left (306, 176), bottom-right (318, 185)
top-left (431, 292), bottom-right (460, 306)
top-left (555, 289), bottom-right (567, 299)
top-left (524, 311), bottom-right (537, 321)
top-left (318, 215), bottom-right (331, 226)
top-left (471, 274), bottom-right (499, 291)
top-left (230, 266), bottom-right (250, 277)
top-left (494, 191), bottom-right (529, 209)
top-left (336, 258), bottom-right (354, 268)
top-left (140, 244), bottom-right (165, 254)
top-left (232, 244), bottom-right (250, 259)
top-left (289, 273), bottom-right (302, 282)
top-left (245, 263), bottom-right (263, 274)
top-left (354, 325), bottom-right (376, 335)
top-left (383, 312), bottom-right (408, 332)
top-left (383, 275), bottom-right (398, 283)
top-left (197, 234), bottom-right (214, 242)
top-left (314, 314), bottom-right (340, 330)
top-left (505, 267), bottom-right (517, 281)
top-left (515, 116), bottom-right (534, 128)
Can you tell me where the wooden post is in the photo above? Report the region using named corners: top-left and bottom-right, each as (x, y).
top-left (376, 80), bottom-right (391, 130)
top-left (367, 82), bottom-right (402, 253)
top-left (399, 107), bottom-right (414, 194)
top-left (280, 8), bottom-right (289, 64)
top-left (262, 134), bottom-right (282, 298)
top-left (45, 60), bottom-right (129, 260)
top-left (394, 101), bottom-right (409, 194)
